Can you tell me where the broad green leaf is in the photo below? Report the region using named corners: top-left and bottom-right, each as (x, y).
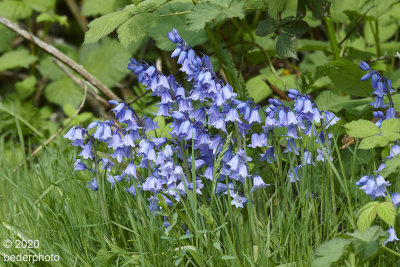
top-left (377, 202), bottom-right (396, 226)
top-left (297, 39), bottom-right (329, 52)
top-left (312, 238), bottom-right (352, 267)
top-left (25, 0), bottom-right (56, 12)
top-left (187, 0), bottom-right (245, 31)
top-left (66, 112), bottom-right (94, 126)
top-left (44, 78), bottom-right (83, 108)
top-left (315, 91), bottom-right (350, 112)
top-left (96, 248), bottom-right (113, 267)
top-left (357, 201), bottom-right (379, 232)
top-left (0, 49), bottom-right (37, 71)
top-left (117, 13), bottom-right (160, 48)
top-left (344, 120), bottom-right (380, 138)
top-left (82, 0), bottom-right (129, 16)
top-left (359, 135), bottom-right (389, 149)
top-left (39, 44), bottom-right (79, 80)
top-left (380, 154), bottom-right (400, 178)
top-left (149, 0), bottom-right (207, 51)
top-left (256, 19), bottom-right (275, 37)
top-left (0, 1), bottom-right (33, 20)
top-left (281, 19), bottom-right (310, 35)
top-left (84, 11), bottom-right (131, 44)
top-left (392, 94), bottom-right (400, 112)
top-left (63, 104), bottom-right (76, 117)
top-left (353, 239), bottom-right (379, 261)
top-left (276, 33), bottom-right (298, 59)
top-left (0, 24), bottom-right (15, 53)
top-left (246, 0), bottom-right (268, 9)
top-left (15, 75), bottom-right (37, 100)
top-left (80, 39), bottom-right (131, 88)
top-left (246, 75), bottom-right (272, 103)
top-left (343, 226), bottom-right (385, 242)
top-left (306, 0), bottom-right (330, 19)
top-left (136, 0), bottom-right (167, 13)
top-left (36, 13), bottom-right (68, 26)
top-left (381, 119), bottom-right (400, 136)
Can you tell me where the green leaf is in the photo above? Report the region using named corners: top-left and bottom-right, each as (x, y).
top-left (357, 201), bottom-right (379, 233)
top-left (381, 119), bottom-right (400, 136)
top-left (221, 255), bottom-right (236, 260)
top-left (276, 33), bottom-right (298, 59)
top-left (359, 135), bottom-right (389, 149)
top-left (353, 239), bottom-right (379, 261)
top-left (306, 0), bottom-right (330, 19)
top-left (312, 238), bottom-right (352, 267)
top-left (315, 91), bottom-right (350, 112)
top-left (36, 13), bottom-right (68, 26)
top-left (25, 0), bottom-right (56, 12)
top-left (255, 19), bottom-right (275, 37)
top-left (0, 1), bottom-right (33, 20)
top-left (0, 24), bottom-right (15, 53)
top-left (380, 154), bottom-right (400, 178)
top-left (343, 226), bottom-right (385, 242)
top-left (117, 13), bottom-right (160, 48)
top-left (84, 11), bottom-right (131, 44)
top-left (15, 75), bottom-right (37, 101)
top-left (246, 74), bottom-right (272, 103)
top-left (281, 19), bottom-right (310, 35)
top-left (80, 38), bottom-right (131, 87)
top-left (187, 0), bottom-right (245, 31)
top-left (344, 120), bottom-right (380, 138)
top-left (377, 202), bottom-right (396, 226)
top-left (44, 78), bottom-right (83, 108)
top-left (0, 49), bottom-right (37, 71)
top-left (82, 0), bottom-right (129, 16)
top-left (149, 0), bottom-right (207, 51)
top-left (136, 0), bottom-right (167, 13)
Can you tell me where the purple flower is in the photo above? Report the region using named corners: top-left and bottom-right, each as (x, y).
top-left (251, 175), bottom-right (268, 191)
top-left (87, 177), bottom-right (98, 191)
top-left (384, 227), bottom-right (399, 245)
top-left (230, 192), bottom-right (248, 208)
top-left (79, 141), bottom-right (93, 160)
top-left (391, 192), bottom-right (400, 208)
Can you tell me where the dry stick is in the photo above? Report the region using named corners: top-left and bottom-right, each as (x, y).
top-left (13, 86), bottom-right (88, 172)
top-left (126, 90), bottom-right (151, 105)
top-left (65, 0), bottom-right (88, 32)
top-left (0, 16), bottom-right (120, 101)
top-left (263, 79), bottom-right (291, 101)
top-left (53, 59), bottom-right (110, 107)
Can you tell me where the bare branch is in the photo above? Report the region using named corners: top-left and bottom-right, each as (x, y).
top-left (0, 16), bottom-right (120, 101)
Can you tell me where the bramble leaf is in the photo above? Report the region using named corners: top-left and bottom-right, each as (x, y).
top-left (0, 0), bottom-right (33, 20)
top-left (187, 0), bottom-right (245, 31)
top-left (84, 11), bottom-right (131, 44)
top-left (276, 33), bottom-right (298, 59)
top-left (344, 120), bottom-right (380, 138)
top-left (256, 19), bottom-right (275, 37)
top-left (377, 202), bottom-right (396, 226)
top-left (312, 238), bottom-right (352, 267)
top-left (357, 201), bottom-right (379, 233)
top-left (0, 49), bottom-right (37, 71)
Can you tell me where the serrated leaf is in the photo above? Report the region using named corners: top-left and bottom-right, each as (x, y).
top-left (380, 154), bottom-right (400, 178)
top-left (149, 0), bottom-right (207, 50)
top-left (344, 120), bottom-right (380, 138)
top-left (80, 39), bottom-right (131, 87)
top-left (377, 202), bottom-right (396, 226)
top-left (84, 11), bottom-right (131, 44)
top-left (306, 0), bottom-right (330, 19)
top-left (381, 119), bottom-right (400, 135)
top-left (359, 135), bottom-right (389, 149)
top-left (82, 0), bottom-right (129, 16)
top-left (187, 0), bottom-right (245, 31)
top-left (315, 91), bottom-right (350, 112)
top-left (357, 202), bottom-right (379, 232)
top-left (0, 1), bottom-right (33, 20)
top-left (281, 19), bottom-right (310, 35)
top-left (353, 239), bottom-right (379, 261)
top-left (276, 33), bottom-right (298, 59)
top-left (15, 75), bottom-right (37, 100)
top-left (256, 19), bottom-right (275, 37)
top-left (0, 49), bottom-right (37, 71)
top-left (343, 226), bottom-right (385, 242)
top-left (117, 13), bottom-right (160, 48)
top-left (26, 0), bottom-right (56, 12)
top-left (44, 78), bottom-right (83, 108)
top-left (136, 0), bottom-right (167, 13)
top-left (312, 238), bottom-right (352, 267)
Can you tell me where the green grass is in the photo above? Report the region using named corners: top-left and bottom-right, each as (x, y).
top-left (0, 135), bottom-right (399, 266)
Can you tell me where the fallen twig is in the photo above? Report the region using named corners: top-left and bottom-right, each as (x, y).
top-left (263, 78), bottom-right (291, 101)
top-left (0, 16), bottom-right (120, 101)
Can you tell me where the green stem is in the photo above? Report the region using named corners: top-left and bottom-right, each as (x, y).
top-left (381, 245), bottom-right (400, 258)
top-left (179, 141), bottom-right (192, 182)
top-left (324, 17), bottom-right (340, 60)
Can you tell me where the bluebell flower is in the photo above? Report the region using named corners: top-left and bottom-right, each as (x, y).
top-left (384, 227), bottom-right (399, 245)
top-left (251, 175), bottom-right (268, 191)
top-left (79, 141), bottom-right (93, 160)
top-left (389, 145), bottom-right (400, 158)
top-left (288, 166), bottom-right (300, 183)
top-left (74, 159), bottom-right (87, 171)
top-left (107, 175), bottom-right (124, 189)
top-left (142, 175), bottom-right (162, 193)
top-left (391, 192), bottom-right (400, 208)
top-left (87, 177), bottom-right (98, 191)
top-left (126, 185), bottom-right (136, 196)
top-left (124, 162), bottom-right (137, 178)
top-left (359, 61), bottom-right (371, 71)
top-left (230, 192), bottom-right (248, 208)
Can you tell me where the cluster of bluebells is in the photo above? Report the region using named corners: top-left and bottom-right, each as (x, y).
top-left (357, 61), bottom-right (399, 244)
top-left (64, 29), bottom-right (339, 216)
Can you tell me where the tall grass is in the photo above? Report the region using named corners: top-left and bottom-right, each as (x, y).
top-left (0, 133), bottom-right (398, 266)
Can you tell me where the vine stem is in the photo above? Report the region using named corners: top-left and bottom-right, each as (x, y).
top-left (381, 245), bottom-right (400, 258)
